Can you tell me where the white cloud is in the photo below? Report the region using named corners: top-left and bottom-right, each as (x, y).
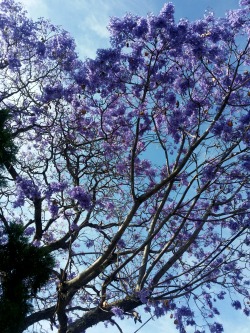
top-left (219, 312), bottom-right (250, 333)
top-left (19, 0), bottom-right (49, 19)
top-left (17, 0), bottom-right (163, 59)
top-left (70, 0), bottom-right (116, 37)
top-left (83, 14), bottom-right (110, 39)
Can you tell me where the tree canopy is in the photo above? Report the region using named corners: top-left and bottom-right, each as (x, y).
top-left (0, 0), bottom-right (250, 332)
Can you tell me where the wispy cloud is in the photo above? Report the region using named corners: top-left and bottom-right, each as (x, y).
top-left (19, 0), bottom-right (49, 18)
top-left (19, 0), bottom-right (165, 59)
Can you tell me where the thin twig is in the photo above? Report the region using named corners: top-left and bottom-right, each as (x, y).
top-left (132, 315), bottom-right (154, 333)
top-left (110, 318), bottom-right (124, 333)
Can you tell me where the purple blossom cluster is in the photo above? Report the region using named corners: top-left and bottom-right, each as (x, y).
top-left (117, 238), bottom-right (126, 249)
top-left (42, 84), bottom-right (64, 102)
top-left (240, 0), bottom-right (250, 5)
top-left (13, 177), bottom-right (41, 207)
top-left (49, 202), bottom-right (59, 218)
top-left (85, 238), bottom-right (94, 248)
top-left (209, 322), bottom-right (224, 333)
top-left (136, 288), bottom-right (151, 304)
top-left (111, 306), bottom-right (124, 319)
top-left (232, 300), bottom-right (242, 310)
top-left (45, 181), bottom-right (68, 202)
top-left (68, 186), bottom-right (91, 210)
top-left (24, 226), bottom-right (35, 236)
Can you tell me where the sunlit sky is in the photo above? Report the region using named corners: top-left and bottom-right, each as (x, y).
top-left (20, 0), bottom-right (240, 59)
top-left (18, 0), bottom-right (250, 332)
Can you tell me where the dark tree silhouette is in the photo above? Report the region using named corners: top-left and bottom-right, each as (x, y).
top-left (0, 223), bottom-right (54, 333)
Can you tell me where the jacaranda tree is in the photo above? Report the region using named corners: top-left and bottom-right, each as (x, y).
top-left (0, 0), bottom-right (250, 332)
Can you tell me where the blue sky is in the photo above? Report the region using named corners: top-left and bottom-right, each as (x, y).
top-left (18, 1), bottom-right (250, 332)
top-left (20, 0), bottom-right (240, 59)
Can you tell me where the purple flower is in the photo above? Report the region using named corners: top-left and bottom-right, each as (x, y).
top-left (43, 232), bottom-right (55, 243)
top-left (70, 223), bottom-right (79, 232)
top-left (36, 41), bottom-right (46, 56)
top-left (111, 306), bottom-right (124, 319)
top-left (144, 305), bottom-right (151, 313)
top-left (187, 319), bottom-right (196, 326)
top-left (154, 304), bottom-right (165, 318)
top-left (232, 300), bottom-right (241, 310)
top-left (32, 239), bottom-right (41, 247)
top-left (14, 177), bottom-right (41, 207)
top-left (241, 154), bottom-right (250, 171)
top-left (24, 226), bottom-right (35, 236)
top-left (228, 220), bottom-right (239, 232)
top-left (227, 9), bottom-right (247, 29)
top-left (137, 288), bottom-right (151, 303)
top-left (240, 0), bottom-right (250, 5)
top-left (117, 238), bottom-right (126, 249)
top-left (212, 307), bottom-right (220, 315)
top-left (165, 92), bottom-right (176, 104)
top-left (202, 164), bottom-right (216, 181)
top-left (43, 84), bottom-right (63, 101)
top-left (85, 238), bottom-right (94, 248)
top-left (46, 183), bottom-right (66, 200)
top-left (243, 308), bottom-right (250, 316)
top-left (19, 178), bottom-right (41, 199)
top-left (159, 3), bottom-right (175, 22)
top-left (134, 17), bottom-right (148, 37)
top-left (217, 291), bottom-right (226, 299)
top-left (209, 322), bottom-right (224, 333)
top-left (176, 306), bottom-right (193, 318)
top-left (68, 186), bottom-right (91, 210)
top-left (13, 192), bottom-right (25, 208)
top-left (67, 272), bottom-right (77, 279)
top-left (50, 181), bottom-right (68, 193)
top-left (49, 202), bottom-right (59, 218)
top-left (203, 293), bottom-right (213, 309)
top-left (7, 54), bottom-right (21, 69)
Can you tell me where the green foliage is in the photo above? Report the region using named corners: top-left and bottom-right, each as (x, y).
top-left (0, 223), bottom-right (55, 333)
top-left (0, 109), bottom-right (17, 186)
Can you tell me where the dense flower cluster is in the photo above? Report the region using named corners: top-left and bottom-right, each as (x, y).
top-left (13, 177), bottom-right (41, 207)
top-left (136, 288), bottom-right (151, 304)
top-left (0, 0), bottom-right (250, 332)
top-left (111, 306), bottom-right (124, 319)
top-left (209, 322), bottom-right (224, 333)
top-left (68, 186), bottom-right (91, 210)
top-left (232, 300), bottom-right (242, 310)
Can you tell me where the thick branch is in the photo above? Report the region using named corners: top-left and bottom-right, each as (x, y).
top-left (22, 306), bottom-right (56, 331)
top-left (66, 298), bottom-right (141, 333)
top-left (4, 160), bottom-right (19, 180)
